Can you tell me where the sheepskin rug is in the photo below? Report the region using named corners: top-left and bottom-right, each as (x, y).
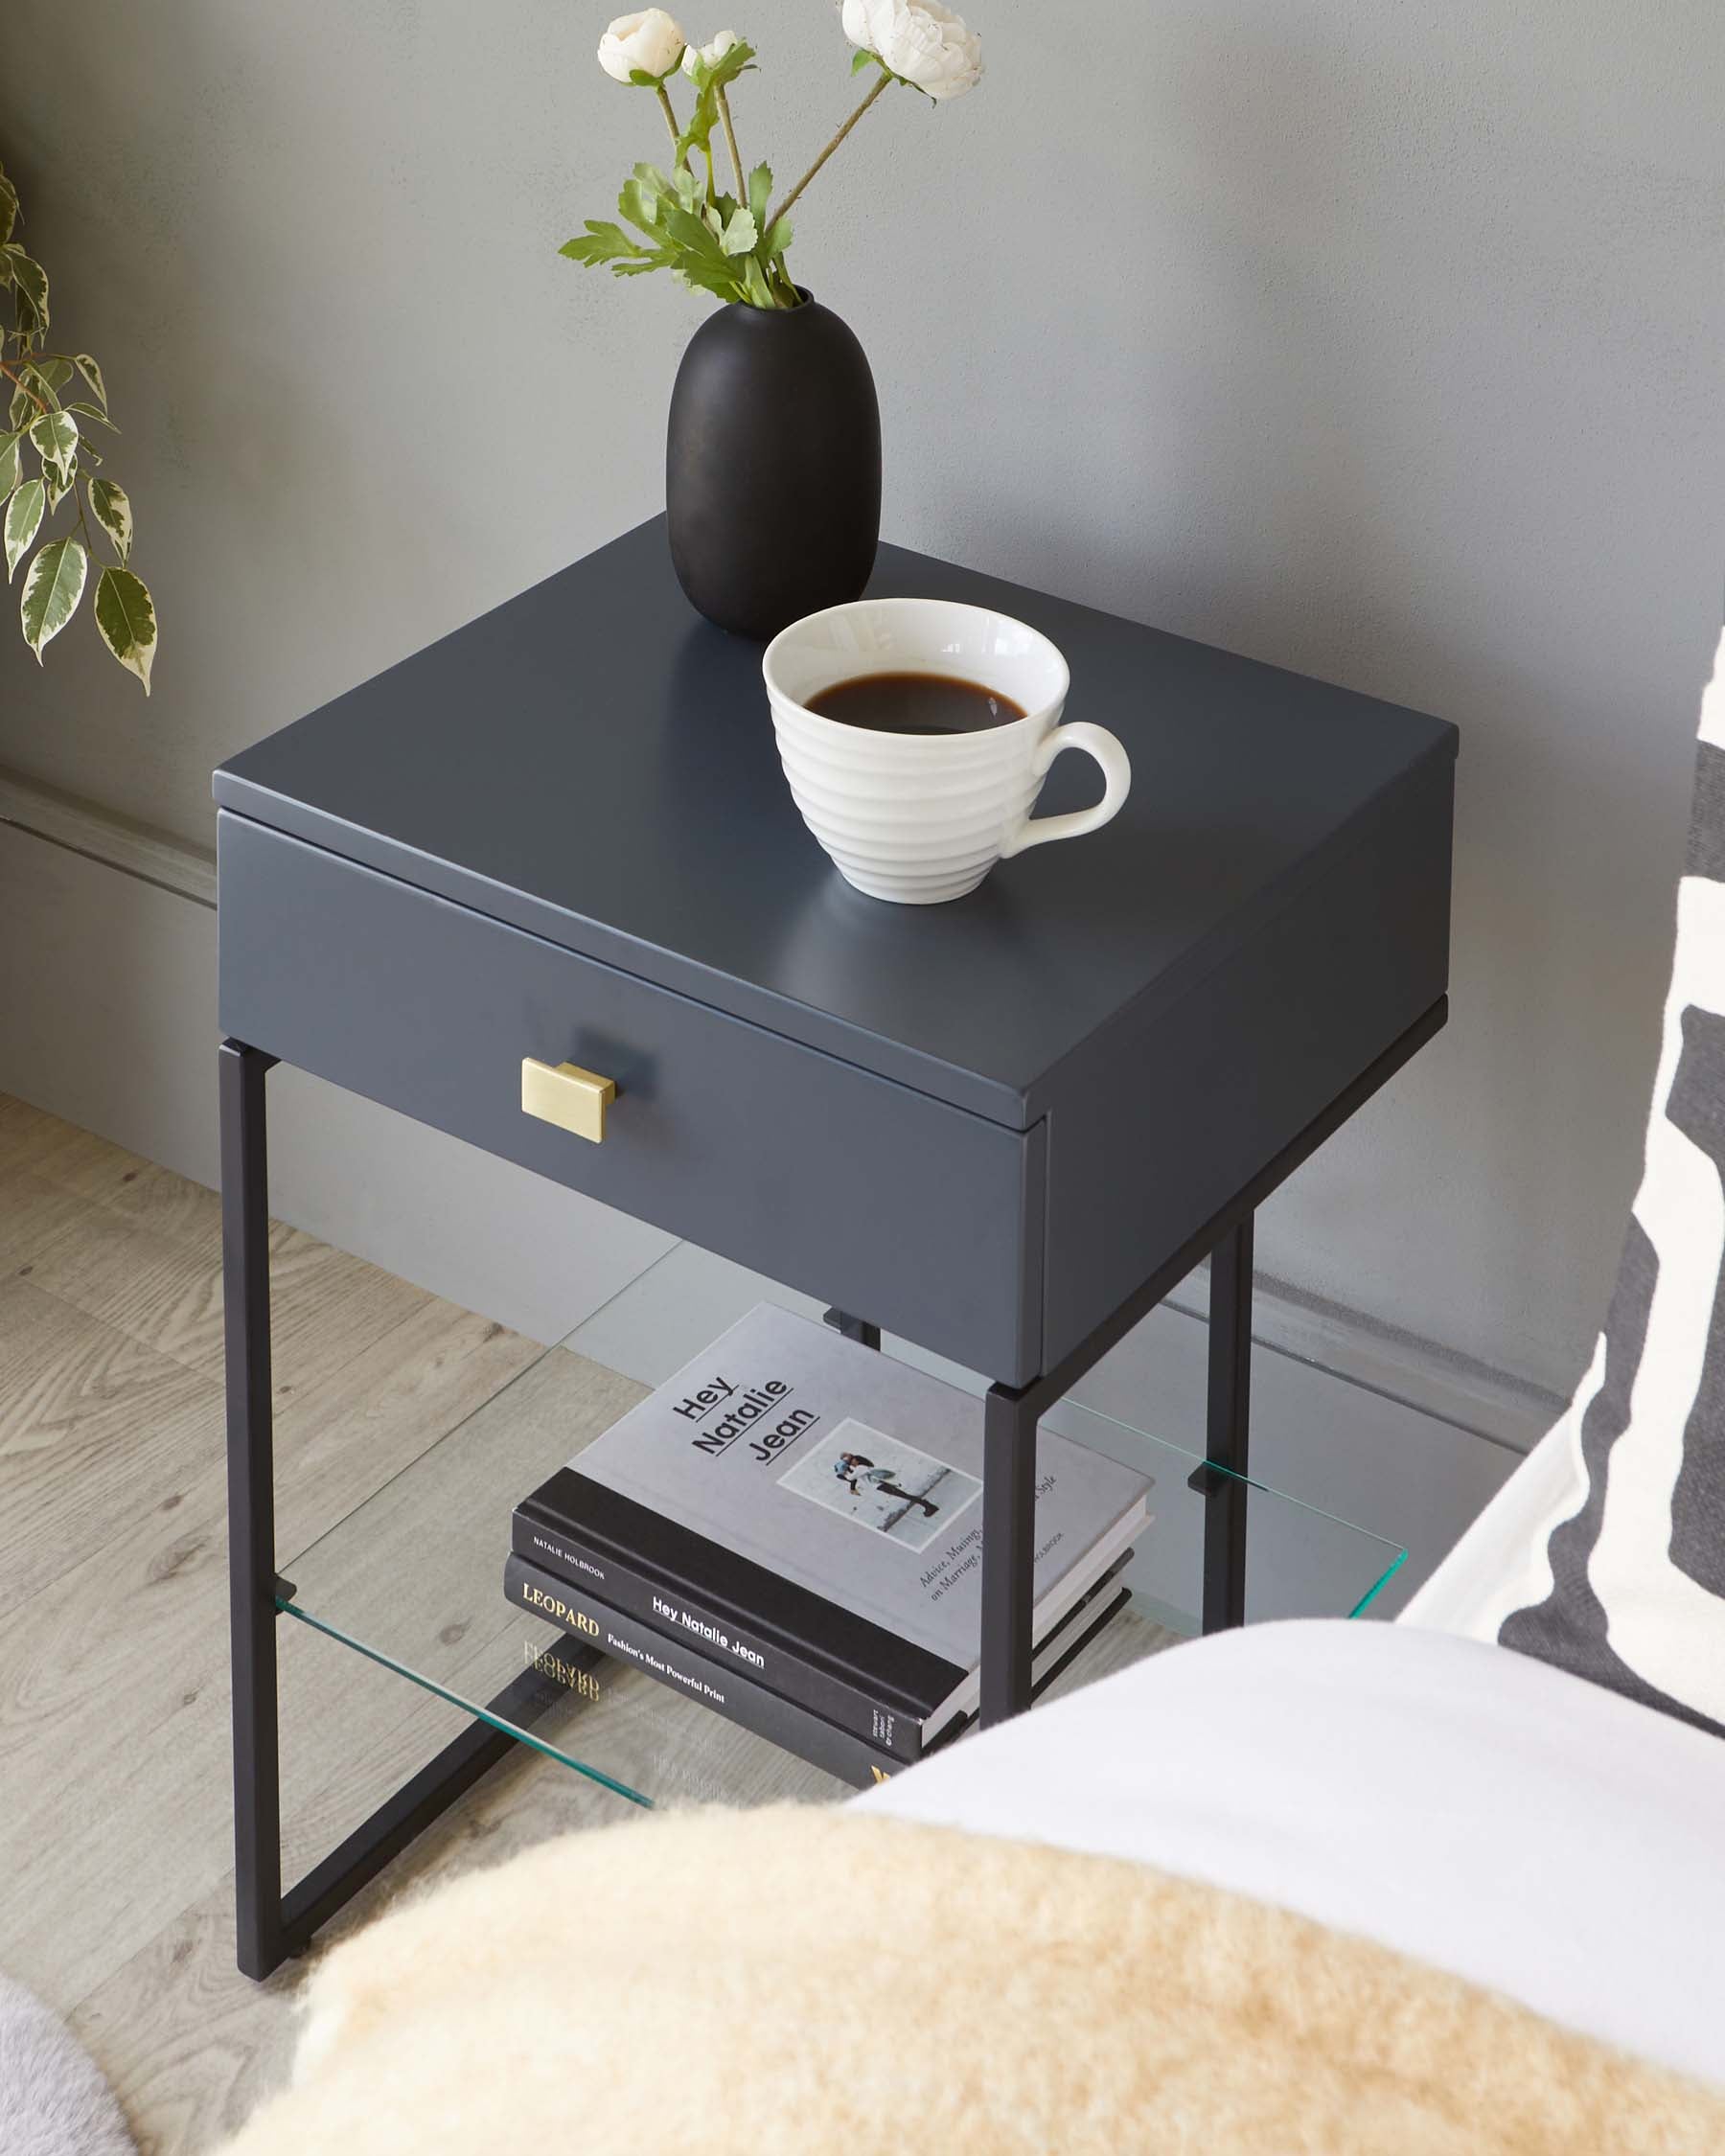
top-left (0, 1974), bottom-right (132, 2156)
top-left (219, 1805), bottom-right (1725, 2154)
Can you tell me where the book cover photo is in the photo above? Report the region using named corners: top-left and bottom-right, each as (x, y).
top-left (777, 1419), bottom-right (982, 1552)
top-left (518, 1304), bottom-right (1151, 1674)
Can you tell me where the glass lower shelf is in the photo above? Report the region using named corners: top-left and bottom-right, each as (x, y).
top-left (277, 1248), bottom-right (1405, 1812)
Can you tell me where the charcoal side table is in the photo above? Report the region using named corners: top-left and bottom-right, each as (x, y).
top-left (215, 516), bottom-right (1456, 1978)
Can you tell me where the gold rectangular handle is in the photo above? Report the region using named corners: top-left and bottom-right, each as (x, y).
top-left (520, 1058), bottom-right (616, 1143)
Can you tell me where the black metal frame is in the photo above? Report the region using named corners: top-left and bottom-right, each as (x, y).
top-left (221, 996), bottom-right (1445, 1979)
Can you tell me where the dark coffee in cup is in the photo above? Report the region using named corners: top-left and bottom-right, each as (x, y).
top-left (763, 597), bottom-right (1130, 904)
top-left (807, 670), bottom-right (1026, 736)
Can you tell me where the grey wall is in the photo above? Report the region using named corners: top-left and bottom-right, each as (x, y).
top-left (2, 1), bottom-right (1721, 1397)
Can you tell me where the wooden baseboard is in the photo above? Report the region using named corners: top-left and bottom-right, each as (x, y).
top-left (0, 768), bottom-right (216, 906)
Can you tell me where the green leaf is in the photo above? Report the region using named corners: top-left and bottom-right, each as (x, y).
top-left (8, 384), bottom-right (32, 430)
top-left (720, 206), bottom-right (758, 257)
top-left (33, 357), bottom-right (72, 391)
top-left (65, 400), bottom-right (115, 430)
top-left (0, 431), bottom-right (19, 502)
top-left (618, 173), bottom-right (665, 239)
top-left (702, 36), bottom-right (755, 91)
top-left (593, 163), bottom-right (758, 298)
top-left (94, 563), bottom-right (155, 692)
top-left (673, 34), bottom-right (754, 160)
top-left (19, 534), bottom-right (85, 658)
top-left (661, 193), bottom-right (734, 259)
top-left (4, 247), bottom-right (48, 330)
top-left (5, 477), bottom-right (43, 579)
top-left (762, 215), bottom-right (793, 259)
top-left (559, 219), bottom-right (654, 267)
top-left (674, 37), bottom-right (755, 164)
top-left (73, 354), bottom-right (107, 412)
top-left (28, 407), bottom-right (77, 482)
top-left (0, 171), bottom-right (16, 246)
top-left (41, 461), bottom-right (70, 511)
top-left (852, 47), bottom-right (879, 73)
top-left (675, 94), bottom-right (718, 163)
top-left (626, 66), bottom-right (662, 85)
top-left (747, 163), bottom-right (772, 224)
top-left (671, 246), bottom-right (748, 303)
top-left (16, 373), bottom-right (57, 416)
top-left (88, 476), bottom-right (132, 561)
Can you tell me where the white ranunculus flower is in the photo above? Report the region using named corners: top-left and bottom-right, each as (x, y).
top-left (681, 29), bottom-right (738, 78)
top-left (597, 8), bottom-right (686, 82)
top-left (842, 0), bottom-right (982, 101)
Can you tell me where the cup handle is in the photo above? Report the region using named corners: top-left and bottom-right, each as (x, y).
top-left (998, 722), bottom-right (1132, 859)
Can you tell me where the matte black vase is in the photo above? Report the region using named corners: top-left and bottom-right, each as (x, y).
top-left (666, 290), bottom-right (881, 640)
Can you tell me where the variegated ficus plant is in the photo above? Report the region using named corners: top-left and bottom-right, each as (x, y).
top-left (562, 1), bottom-right (982, 309)
top-left (0, 156), bottom-right (156, 692)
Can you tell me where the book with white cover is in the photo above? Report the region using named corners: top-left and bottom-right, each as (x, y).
top-left (513, 1304), bottom-right (1149, 1747)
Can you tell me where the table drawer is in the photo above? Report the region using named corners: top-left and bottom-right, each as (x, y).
top-left (218, 814), bottom-right (1044, 1382)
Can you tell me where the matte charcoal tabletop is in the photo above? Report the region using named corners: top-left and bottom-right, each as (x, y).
top-left (215, 516), bottom-right (1456, 1126)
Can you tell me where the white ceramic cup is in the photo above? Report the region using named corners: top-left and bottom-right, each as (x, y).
top-left (762, 598), bottom-right (1132, 905)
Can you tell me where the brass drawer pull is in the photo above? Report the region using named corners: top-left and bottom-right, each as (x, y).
top-left (520, 1058), bottom-right (617, 1143)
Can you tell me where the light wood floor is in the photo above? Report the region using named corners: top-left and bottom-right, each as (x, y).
top-left (0, 1090), bottom-right (1167, 2151)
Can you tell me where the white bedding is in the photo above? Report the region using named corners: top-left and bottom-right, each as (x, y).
top-left (858, 1619), bottom-right (1725, 2084)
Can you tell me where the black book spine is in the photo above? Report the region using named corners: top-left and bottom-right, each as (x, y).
top-left (504, 1555), bottom-right (923, 1791)
top-left (512, 1513), bottom-right (929, 1761)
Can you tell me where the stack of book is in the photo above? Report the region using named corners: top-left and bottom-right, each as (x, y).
top-left (506, 1303), bottom-right (1152, 1786)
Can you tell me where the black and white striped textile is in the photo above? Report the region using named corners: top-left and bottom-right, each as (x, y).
top-left (1404, 628), bottom-right (1725, 1739)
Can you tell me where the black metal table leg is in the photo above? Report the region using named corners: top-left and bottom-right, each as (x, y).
top-left (979, 1382), bottom-right (1037, 1727)
top-left (828, 1307), bottom-right (1033, 1726)
top-left (220, 1037), bottom-right (618, 1981)
top-left (824, 1307), bottom-right (881, 1350)
top-left (220, 1038), bottom-right (287, 1981)
top-left (218, 1006), bottom-right (1440, 1972)
top-left (1201, 1213), bottom-right (1254, 1633)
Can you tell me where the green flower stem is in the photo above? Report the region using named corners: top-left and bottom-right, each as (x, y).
top-left (655, 82), bottom-right (683, 167)
top-left (716, 85), bottom-right (747, 199)
top-left (768, 66), bottom-right (890, 228)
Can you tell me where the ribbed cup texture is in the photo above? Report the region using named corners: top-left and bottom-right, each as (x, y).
top-left (769, 701), bottom-right (1053, 903)
top-left (762, 596), bottom-right (1072, 905)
